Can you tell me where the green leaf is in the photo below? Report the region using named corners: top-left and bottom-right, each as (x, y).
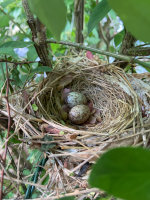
top-left (31, 66), bottom-right (52, 74)
top-left (28, 0), bottom-right (67, 40)
top-left (0, 41), bottom-right (32, 48)
top-left (108, 0), bottom-right (150, 43)
top-left (27, 46), bottom-right (38, 61)
top-left (114, 30), bottom-right (125, 47)
top-left (1, 0), bottom-right (14, 7)
top-left (41, 135), bottom-right (56, 152)
top-left (11, 68), bottom-right (22, 87)
top-left (0, 14), bottom-right (9, 28)
top-left (0, 41), bottom-right (32, 59)
top-left (8, 135), bottom-right (21, 144)
top-left (88, 0), bottom-right (111, 34)
top-left (57, 197), bottom-right (75, 200)
top-left (89, 147), bottom-right (150, 200)
top-left (41, 174), bottom-right (49, 185)
top-left (32, 104), bottom-right (38, 111)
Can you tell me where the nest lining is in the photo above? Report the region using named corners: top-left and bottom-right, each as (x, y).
top-left (36, 55), bottom-right (139, 135)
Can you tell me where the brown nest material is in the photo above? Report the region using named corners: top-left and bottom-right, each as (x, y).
top-left (1, 52), bottom-right (150, 198)
top-left (37, 55), bottom-right (139, 133)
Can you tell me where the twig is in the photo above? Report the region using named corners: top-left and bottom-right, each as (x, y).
top-left (0, 60), bottom-right (12, 200)
top-left (27, 188), bottom-right (101, 200)
top-left (0, 6), bottom-right (29, 37)
top-left (126, 47), bottom-right (150, 56)
top-left (0, 175), bottom-right (46, 190)
top-left (46, 39), bottom-right (150, 70)
top-left (0, 59), bottom-right (38, 64)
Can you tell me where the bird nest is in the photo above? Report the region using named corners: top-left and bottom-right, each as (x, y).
top-left (1, 52), bottom-right (150, 198)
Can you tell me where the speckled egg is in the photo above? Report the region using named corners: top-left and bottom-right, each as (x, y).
top-left (66, 92), bottom-right (87, 108)
top-left (69, 105), bottom-right (90, 124)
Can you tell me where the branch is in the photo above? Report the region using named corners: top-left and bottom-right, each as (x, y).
top-left (0, 6), bottom-right (29, 37)
top-left (126, 47), bottom-right (150, 56)
top-left (0, 59), bottom-right (38, 65)
top-left (47, 39), bottom-right (150, 70)
top-left (74, 0), bottom-right (84, 44)
top-left (119, 30), bottom-right (136, 55)
top-left (22, 0), bottom-right (52, 67)
top-left (0, 60), bottom-right (12, 200)
top-left (27, 188), bottom-right (101, 200)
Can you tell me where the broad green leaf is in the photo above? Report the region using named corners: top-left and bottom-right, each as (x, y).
top-left (0, 41), bottom-right (32, 48)
top-left (57, 197), bottom-right (75, 200)
top-left (28, 0), bottom-right (67, 40)
top-left (88, 0), bottom-right (111, 34)
top-left (31, 66), bottom-right (52, 74)
top-left (89, 147), bottom-right (150, 200)
top-left (27, 46), bottom-right (38, 61)
top-left (114, 30), bottom-right (125, 47)
top-left (0, 47), bottom-right (18, 59)
top-left (108, 0), bottom-right (150, 43)
top-left (0, 14), bottom-right (9, 28)
top-left (0, 41), bottom-right (32, 59)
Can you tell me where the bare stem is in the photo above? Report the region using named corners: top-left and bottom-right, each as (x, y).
top-left (47, 39), bottom-right (150, 70)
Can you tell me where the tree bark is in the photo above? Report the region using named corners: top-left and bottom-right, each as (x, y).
top-left (74, 0), bottom-right (84, 44)
top-left (22, 0), bottom-right (52, 67)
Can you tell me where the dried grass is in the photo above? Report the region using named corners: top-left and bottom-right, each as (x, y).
top-left (0, 52), bottom-right (150, 199)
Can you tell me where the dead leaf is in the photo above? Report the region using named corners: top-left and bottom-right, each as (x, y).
top-left (65, 134), bottom-right (77, 140)
top-left (86, 51), bottom-right (94, 60)
top-left (41, 124), bottom-right (61, 134)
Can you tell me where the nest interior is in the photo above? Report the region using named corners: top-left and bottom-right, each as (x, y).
top-left (1, 52), bottom-right (150, 197)
top-left (37, 54), bottom-right (139, 135)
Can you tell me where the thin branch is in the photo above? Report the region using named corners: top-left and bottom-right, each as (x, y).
top-left (0, 6), bottom-right (29, 37)
top-left (126, 47), bottom-right (150, 56)
top-left (47, 39), bottom-right (150, 70)
top-left (28, 188), bottom-right (101, 200)
top-left (22, 0), bottom-right (52, 67)
top-left (0, 60), bottom-right (12, 200)
top-left (98, 22), bottom-right (109, 50)
top-left (0, 175), bottom-right (46, 190)
top-left (0, 59), bottom-right (38, 65)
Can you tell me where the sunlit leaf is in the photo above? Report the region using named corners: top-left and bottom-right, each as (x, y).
top-left (32, 104), bottom-right (38, 111)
